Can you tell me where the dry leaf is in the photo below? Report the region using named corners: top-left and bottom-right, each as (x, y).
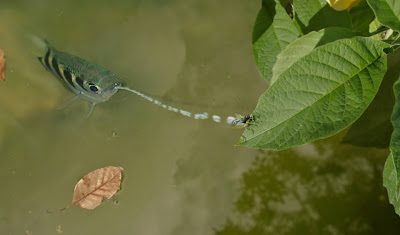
top-left (72, 166), bottom-right (123, 209)
top-left (0, 48), bottom-right (5, 81)
top-left (48, 166), bottom-right (123, 212)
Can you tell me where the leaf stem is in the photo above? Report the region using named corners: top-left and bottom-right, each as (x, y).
top-left (366, 26), bottom-right (390, 37)
top-left (47, 204), bottom-right (72, 213)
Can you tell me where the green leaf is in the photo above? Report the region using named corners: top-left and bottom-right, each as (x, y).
top-left (384, 52), bottom-right (400, 215)
top-left (293, 0), bottom-right (352, 34)
top-left (271, 27), bottom-right (357, 85)
top-left (239, 37), bottom-right (389, 150)
top-left (369, 18), bottom-right (382, 40)
top-left (390, 37), bottom-right (400, 46)
top-left (342, 50), bottom-right (400, 148)
top-left (389, 73), bottom-right (400, 193)
top-left (252, 2), bottom-right (273, 44)
top-left (367, 0), bottom-right (400, 32)
top-left (350, 0), bottom-right (375, 34)
top-left (252, 0), bottom-right (292, 43)
top-left (253, 0), bottom-right (300, 84)
top-left (384, 153), bottom-right (400, 216)
top-left (386, 37), bottom-right (400, 51)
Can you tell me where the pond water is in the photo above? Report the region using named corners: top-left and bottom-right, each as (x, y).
top-left (1, 0), bottom-right (400, 234)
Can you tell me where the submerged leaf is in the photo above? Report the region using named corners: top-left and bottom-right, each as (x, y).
top-left (239, 37), bottom-right (389, 150)
top-left (49, 166), bottom-right (123, 212)
top-left (0, 48), bottom-right (5, 81)
top-left (73, 166), bottom-right (123, 210)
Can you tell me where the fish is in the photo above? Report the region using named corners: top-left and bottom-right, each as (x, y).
top-left (30, 35), bottom-right (122, 116)
top-left (30, 36), bottom-right (252, 127)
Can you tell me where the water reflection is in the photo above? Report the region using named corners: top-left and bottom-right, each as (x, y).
top-left (1, 0), bottom-right (400, 234)
top-left (215, 137), bottom-right (400, 234)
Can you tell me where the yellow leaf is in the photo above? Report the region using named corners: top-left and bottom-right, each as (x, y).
top-left (326, 0), bottom-right (362, 11)
top-left (48, 166), bottom-right (123, 212)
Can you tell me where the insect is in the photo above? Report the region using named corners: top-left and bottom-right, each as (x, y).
top-left (30, 36), bottom-right (252, 127)
top-left (231, 114), bottom-right (254, 128)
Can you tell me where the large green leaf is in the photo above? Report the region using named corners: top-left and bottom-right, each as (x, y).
top-left (239, 37), bottom-right (389, 150)
top-left (342, 50), bottom-right (400, 148)
top-left (367, 0), bottom-right (400, 32)
top-left (350, 0), bottom-right (376, 34)
top-left (253, 0), bottom-right (300, 84)
top-left (384, 153), bottom-right (400, 216)
top-left (271, 27), bottom-right (357, 85)
top-left (293, 0), bottom-right (352, 34)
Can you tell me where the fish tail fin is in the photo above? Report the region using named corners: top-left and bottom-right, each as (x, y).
top-left (26, 34), bottom-right (51, 58)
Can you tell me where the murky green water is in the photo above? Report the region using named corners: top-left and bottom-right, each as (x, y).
top-left (1, 1), bottom-right (400, 234)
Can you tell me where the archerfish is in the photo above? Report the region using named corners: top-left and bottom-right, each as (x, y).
top-left (30, 36), bottom-right (250, 127)
top-left (30, 36), bottom-right (123, 116)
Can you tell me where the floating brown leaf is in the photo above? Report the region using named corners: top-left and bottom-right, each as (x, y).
top-left (0, 48), bottom-right (5, 81)
top-left (49, 166), bottom-right (123, 212)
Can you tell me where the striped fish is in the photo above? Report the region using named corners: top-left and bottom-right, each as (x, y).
top-left (31, 36), bottom-right (251, 127)
top-left (31, 36), bottom-right (122, 116)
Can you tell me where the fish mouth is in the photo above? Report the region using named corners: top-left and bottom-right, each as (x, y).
top-left (112, 82), bottom-right (124, 89)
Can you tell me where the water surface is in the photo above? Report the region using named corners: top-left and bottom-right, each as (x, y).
top-left (1, 1), bottom-right (400, 234)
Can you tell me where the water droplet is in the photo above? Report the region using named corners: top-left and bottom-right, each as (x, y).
top-left (212, 115), bottom-right (221, 123)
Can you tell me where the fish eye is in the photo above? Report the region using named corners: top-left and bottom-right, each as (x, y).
top-left (88, 83), bottom-right (100, 93)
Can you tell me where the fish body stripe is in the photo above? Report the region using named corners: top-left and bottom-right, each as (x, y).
top-left (39, 47), bottom-right (89, 94)
top-left (75, 76), bottom-right (87, 91)
top-left (62, 69), bottom-right (75, 88)
top-left (51, 58), bottom-right (64, 79)
top-left (44, 50), bottom-right (52, 71)
top-left (70, 74), bottom-right (80, 90)
top-left (38, 56), bottom-right (51, 71)
top-left (37, 57), bottom-right (45, 67)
